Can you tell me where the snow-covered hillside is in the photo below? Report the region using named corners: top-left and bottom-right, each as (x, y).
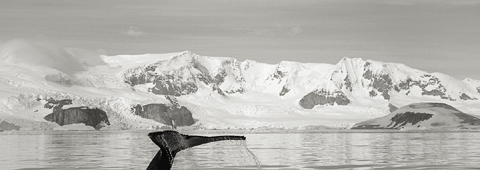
top-left (1, 40), bottom-right (479, 130)
top-left (351, 102), bottom-right (480, 130)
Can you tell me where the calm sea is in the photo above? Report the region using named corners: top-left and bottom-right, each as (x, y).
top-left (1, 130), bottom-right (480, 170)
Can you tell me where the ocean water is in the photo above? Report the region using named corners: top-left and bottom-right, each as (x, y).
top-left (1, 130), bottom-right (480, 170)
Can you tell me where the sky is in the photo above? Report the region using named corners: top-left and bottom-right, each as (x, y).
top-left (0, 0), bottom-right (479, 80)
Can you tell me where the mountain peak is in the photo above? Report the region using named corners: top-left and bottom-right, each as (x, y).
top-left (181, 50), bottom-right (194, 56)
top-left (339, 57), bottom-right (365, 63)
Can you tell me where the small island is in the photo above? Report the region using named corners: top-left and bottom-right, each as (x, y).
top-left (351, 102), bottom-right (480, 130)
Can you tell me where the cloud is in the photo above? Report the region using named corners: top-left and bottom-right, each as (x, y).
top-left (125, 26), bottom-right (145, 36)
top-left (0, 39), bottom-right (86, 74)
top-left (0, 39), bottom-right (109, 74)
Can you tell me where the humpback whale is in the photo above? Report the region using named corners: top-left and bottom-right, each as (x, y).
top-left (147, 130), bottom-right (246, 170)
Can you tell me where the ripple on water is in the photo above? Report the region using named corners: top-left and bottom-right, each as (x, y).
top-left (2, 131), bottom-right (480, 169)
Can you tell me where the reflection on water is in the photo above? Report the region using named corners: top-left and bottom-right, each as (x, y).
top-left (1, 131), bottom-right (480, 169)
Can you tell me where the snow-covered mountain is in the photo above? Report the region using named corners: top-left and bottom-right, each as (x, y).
top-left (120, 51), bottom-right (480, 109)
top-left (1, 40), bottom-right (479, 130)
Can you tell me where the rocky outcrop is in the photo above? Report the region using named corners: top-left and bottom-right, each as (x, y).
top-left (388, 103), bottom-right (398, 113)
top-left (388, 112), bottom-right (433, 127)
top-left (460, 93), bottom-right (477, 100)
top-left (351, 102), bottom-right (480, 130)
top-left (0, 120), bottom-right (21, 131)
top-left (133, 103), bottom-right (195, 127)
top-left (279, 85), bottom-right (290, 96)
top-left (149, 77), bottom-right (198, 96)
top-left (42, 98), bottom-right (73, 112)
top-left (125, 67), bottom-right (199, 96)
top-left (44, 107), bottom-right (110, 130)
top-left (362, 66), bottom-right (392, 100)
top-left (394, 76), bottom-right (456, 101)
top-left (44, 73), bottom-right (76, 87)
top-left (41, 98), bottom-right (110, 130)
top-left (299, 89), bottom-right (350, 109)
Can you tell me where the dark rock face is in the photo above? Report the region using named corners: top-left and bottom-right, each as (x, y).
top-left (362, 69), bottom-right (392, 100)
top-left (43, 98), bottom-right (73, 112)
top-left (271, 69), bottom-right (286, 80)
top-left (0, 120), bottom-right (21, 131)
top-left (149, 76), bottom-right (198, 96)
top-left (388, 112), bottom-right (433, 127)
top-left (44, 107), bottom-right (110, 130)
top-left (125, 67), bottom-right (200, 96)
top-left (279, 85), bottom-right (290, 96)
top-left (388, 103), bottom-right (398, 113)
top-left (133, 104), bottom-right (195, 127)
top-left (394, 76), bottom-right (456, 101)
top-left (344, 76), bottom-right (353, 92)
top-left (460, 93), bottom-right (477, 100)
top-left (299, 89), bottom-right (350, 109)
top-left (477, 87), bottom-right (480, 93)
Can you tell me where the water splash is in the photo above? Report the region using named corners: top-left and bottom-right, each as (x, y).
top-left (239, 140), bottom-right (262, 169)
top-left (172, 139), bottom-right (262, 169)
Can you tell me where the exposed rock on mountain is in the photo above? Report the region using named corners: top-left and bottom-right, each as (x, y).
top-left (44, 73), bottom-right (76, 87)
top-left (0, 120), bottom-right (20, 131)
top-left (388, 103), bottom-right (398, 113)
top-left (133, 103), bottom-right (195, 127)
top-left (44, 107), bottom-right (110, 130)
top-left (351, 102), bottom-right (480, 129)
top-left (42, 98), bottom-right (73, 112)
top-left (299, 89), bottom-right (350, 109)
top-left (40, 98), bottom-right (110, 130)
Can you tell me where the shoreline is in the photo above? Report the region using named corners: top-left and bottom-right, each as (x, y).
top-left (2, 128), bottom-right (480, 135)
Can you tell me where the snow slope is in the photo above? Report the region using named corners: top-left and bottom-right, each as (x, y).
top-left (351, 102), bottom-right (480, 130)
top-left (0, 40), bottom-right (479, 130)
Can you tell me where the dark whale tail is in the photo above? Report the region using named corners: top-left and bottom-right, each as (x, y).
top-left (147, 130), bottom-right (246, 170)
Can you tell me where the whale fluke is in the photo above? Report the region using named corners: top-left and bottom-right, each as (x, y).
top-left (147, 130), bottom-right (246, 170)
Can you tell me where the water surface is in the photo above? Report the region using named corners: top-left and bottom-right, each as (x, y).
top-left (1, 131), bottom-right (480, 169)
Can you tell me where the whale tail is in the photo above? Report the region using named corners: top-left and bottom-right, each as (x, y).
top-left (146, 130), bottom-right (246, 170)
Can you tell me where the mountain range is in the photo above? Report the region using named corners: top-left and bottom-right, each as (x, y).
top-left (1, 40), bottom-right (479, 130)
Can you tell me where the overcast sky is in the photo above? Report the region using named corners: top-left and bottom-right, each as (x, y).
top-left (1, 0), bottom-right (479, 79)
